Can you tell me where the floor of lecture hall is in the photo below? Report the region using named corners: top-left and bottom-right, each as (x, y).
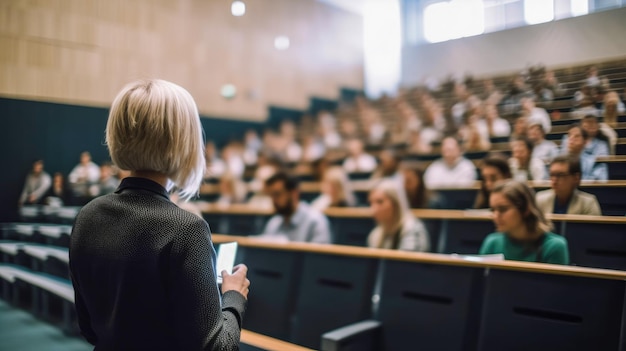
top-left (0, 299), bottom-right (91, 351)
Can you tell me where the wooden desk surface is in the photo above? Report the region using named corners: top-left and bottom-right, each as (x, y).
top-left (200, 179), bottom-right (626, 195)
top-left (240, 329), bottom-right (315, 351)
top-left (212, 234), bottom-right (626, 280)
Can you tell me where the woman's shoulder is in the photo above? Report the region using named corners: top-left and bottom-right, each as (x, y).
top-left (543, 232), bottom-right (568, 246)
top-left (483, 232), bottom-right (506, 245)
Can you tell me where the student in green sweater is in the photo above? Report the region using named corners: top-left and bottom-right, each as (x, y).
top-left (479, 179), bottom-right (570, 265)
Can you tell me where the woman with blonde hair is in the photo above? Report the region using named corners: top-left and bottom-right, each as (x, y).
top-left (69, 79), bottom-right (250, 350)
top-left (367, 180), bottom-right (430, 251)
top-left (311, 166), bottom-right (357, 211)
top-left (479, 179), bottom-right (569, 264)
top-left (603, 91), bottom-right (624, 128)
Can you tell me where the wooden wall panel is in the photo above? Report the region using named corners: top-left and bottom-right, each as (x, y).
top-left (0, 0), bottom-right (364, 120)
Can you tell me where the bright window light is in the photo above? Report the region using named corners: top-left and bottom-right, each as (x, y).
top-left (524, 0), bottom-right (554, 25)
top-left (452, 0), bottom-right (484, 38)
top-left (363, 0), bottom-right (402, 97)
top-left (571, 0), bottom-right (589, 16)
top-left (424, 2), bottom-right (453, 43)
top-left (231, 1), bottom-right (246, 17)
top-left (274, 36), bottom-right (290, 50)
top-left (424, 1), bottom-right (484, 43)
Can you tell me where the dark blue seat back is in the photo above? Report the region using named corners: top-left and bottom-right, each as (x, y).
top-left (478, 269), bottom-right (625, 351)
top-left (376, 260), bottom-right (483, 351)
top-left (329, 217), bottom-right (375, 247)
top-left (565, 221), bottom-right (626, 270)
top-left (442, 219), bottom-right (494, 254)
top-left (291, 253), bottom-right (378, 349)
top-left (237, 247), bottom-right (301, 341)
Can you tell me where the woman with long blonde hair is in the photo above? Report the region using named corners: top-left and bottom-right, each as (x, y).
top-left (367, 180), bottom-right (429, 251)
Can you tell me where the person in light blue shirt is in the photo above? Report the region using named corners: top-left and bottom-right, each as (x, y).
top-left (561, 124), bottom-right (607, 181)
top-left (259, 172), bottom-right (332, 243)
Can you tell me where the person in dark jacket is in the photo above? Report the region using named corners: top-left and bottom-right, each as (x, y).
top-left (69, 79), bottom-right (250, 350)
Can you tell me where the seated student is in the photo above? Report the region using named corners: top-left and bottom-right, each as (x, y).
top-left (68, 151), bottom-right (101, 201)
top-left (342, 138), bottom-right (378, 174)
top-left (92, 162), bottom-right (119, 197)
top-left (479, 180), bottom-right (569, 265)
top-left (215, 173), bottom-right (248, 207)
top-left (19, 159), bottom-right (52, 206)
top-left (473, 154), bottom-right (512, 209)
top-left (43, 172), bottom-right (72, 206)
top-left (581, 114), bottom-right (613, 157)
top-left (403, 167), bottom-right (445, 209)
top-left (602, 91), bottom-right (624, 129)
top-left (527, 123), bottom-right (558, 164)
top-left (423, 136), bottom-right (477, 188)
top-left (367, 180), bottom-right (430, 252)
top-left (259, 172), bottom-right (331, 243)
top-left (560, 124), bottom-right (608, 181)
top-left (475, 103), bottom-right (511, 140)
top-left (535, 156), bottom-right (601, 216)
top-left (371, 148), bottom-right (403, 182)
top-left (520, 96), bottom-right (551, 134)
top-left (508, 137), bottom-right (547, 181)
top-left (310, 166), bottom-right (357, 211)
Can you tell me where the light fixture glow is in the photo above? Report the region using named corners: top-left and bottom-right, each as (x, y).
top-left (231, 1), bottom-right (245, 17)
top-left (274, 36), bottom-right (290, 50)
top-left (221, 84), bottom-right (237, 99)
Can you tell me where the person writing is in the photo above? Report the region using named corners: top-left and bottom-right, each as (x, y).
top-left (479, 180), bottom-right (569, 265)
top-left (69, 79), bottom-right (250, 350)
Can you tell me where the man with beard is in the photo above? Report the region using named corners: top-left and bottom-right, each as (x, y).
top-left (259, 172), bottom-right (332, 243)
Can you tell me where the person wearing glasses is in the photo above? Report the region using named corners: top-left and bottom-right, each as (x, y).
top-left (479, 179), bottom-right (569, 265)
top-left (535, 155), bottom-right (601, 216)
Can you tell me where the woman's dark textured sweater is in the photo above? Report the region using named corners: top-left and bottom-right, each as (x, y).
top-left (69, 177), bottom-right (246, 350)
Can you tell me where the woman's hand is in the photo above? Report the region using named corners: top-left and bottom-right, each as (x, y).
top-left (221, 264), bottom-right (250, 299)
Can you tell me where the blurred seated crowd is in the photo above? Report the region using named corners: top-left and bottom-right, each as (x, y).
top-left (17, 62), bottom-right (626, 265)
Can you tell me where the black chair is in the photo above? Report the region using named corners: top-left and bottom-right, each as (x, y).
top-left (237, 247), bottom-right (302, 341)
top-left (348, 172), bottom-right (373, 181)
top-left (290, 252), bottom-right (378, 349)
top-left (437, 189), bottom-right (479, 210)
top-left (322, 260), bottom-right (484, 351)
top-left (478, 268), bottom-right (626, 351)
top-left (565, 221), bottom-right (626, 270)
top-left (329, 217), bottom-right (375, 247)
top-left (219, 214), bottom-right (269, 236)
top-left (441, 219), bottom-right (494, 254)
top-left (579, 185), bottom-right (626, 216)
top-left (605, 160), bottom-right (626, 180)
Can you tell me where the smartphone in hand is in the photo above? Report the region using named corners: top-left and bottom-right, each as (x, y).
top-left (216, 242), bottom-right (238, 284)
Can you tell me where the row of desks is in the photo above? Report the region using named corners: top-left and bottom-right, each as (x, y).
top-left (201, 180), bottom-right (626, 216)
top-left (210, 234), bottom-right (626, 350)
top-left (200, 205), bottom-right (626, 271)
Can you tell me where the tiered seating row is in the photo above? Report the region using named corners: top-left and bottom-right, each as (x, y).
top-left (210, 234), bottom-right (626, 350)
top-left (199, 205), bottom-right (626, 271)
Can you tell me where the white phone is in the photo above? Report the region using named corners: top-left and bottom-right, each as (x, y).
top-left (216, 242), bottom-right (238, 284)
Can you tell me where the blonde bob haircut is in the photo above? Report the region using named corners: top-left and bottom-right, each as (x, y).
top-left (106, 79), bottom-right (205, 200)
top-left (491, 179), bottom-right (552, 235)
